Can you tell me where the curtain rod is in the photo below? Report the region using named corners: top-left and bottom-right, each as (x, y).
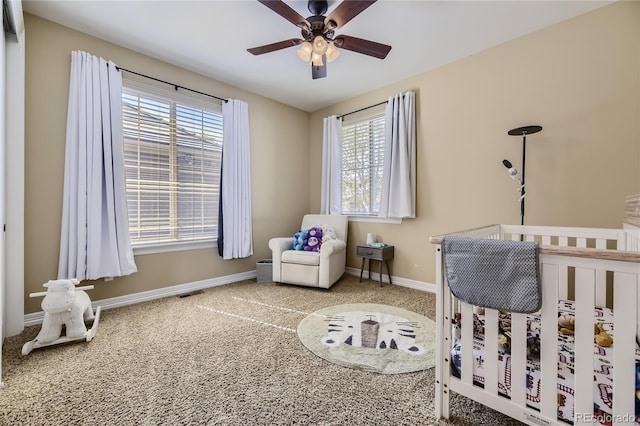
top-left (336, 92), bottom-right (409, 119)
top-left (337, 100), bottom-right (386, 119)
top-left (115, 66), bottom-right (228, 103)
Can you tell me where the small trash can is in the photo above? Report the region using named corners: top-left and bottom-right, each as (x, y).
top-left (256, 259), bottom-right (273, 283)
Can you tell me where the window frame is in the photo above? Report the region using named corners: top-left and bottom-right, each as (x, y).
top-left (121, 77), bottom-right (223, 255)
top-left (340, 106), bottom-right (386, 218)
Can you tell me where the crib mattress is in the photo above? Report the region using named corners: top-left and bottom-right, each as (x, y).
top-left (450, 300), bottom-right (640, 425)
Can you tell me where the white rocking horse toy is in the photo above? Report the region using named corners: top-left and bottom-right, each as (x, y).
top-left (22, 278), bottom-right (101, 355)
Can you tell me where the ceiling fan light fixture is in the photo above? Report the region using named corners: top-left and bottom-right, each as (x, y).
top-left (311, 52), bottom-right (324, 66)
top-left (326, 43), bottom-right (340, 63)
top-left (312, 35), bottom-right (328, 55)
top-left (296, 41), bottom-right (313, 62)
top-left (249, 0), bottom-right (392, 80)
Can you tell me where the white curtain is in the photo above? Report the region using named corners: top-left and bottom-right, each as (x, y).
top-left (379, 91), bottom-right (416, 219)
top-left (320, 115), bottom-right (343, 215)
top-left (58, 51), bottom-right (137, 280)
top-left (220, 99), bottom-right (253, 259)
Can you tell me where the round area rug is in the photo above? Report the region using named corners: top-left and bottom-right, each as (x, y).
top-left (297, 303), bottom-right (436, 374)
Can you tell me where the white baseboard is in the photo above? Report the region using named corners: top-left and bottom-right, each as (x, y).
top-left (24, 268), bottom-right (435, 327)
top-left (345, 267), bottom-right (435, 293)
top-left (24, 270), bottom-right (257, 327)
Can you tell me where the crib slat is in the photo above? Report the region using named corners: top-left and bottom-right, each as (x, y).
top-left (461, 302), bottom-right (474, 386)
top-left (540, 260), bottom-right (560, 420)
top-left (595, 239), bottom-right (607, 306)
top-left (558, 267), bottom-right (569, 301)
top-left (542, 235), bottom-right (551, 246)
top-left (484, 309), bottom-right (499, 396)
top-left (510, 312), bottom-right (527, 409)
top-left (612, 271), bottom-right (637, 424)
top-left (574, 266), bottom-right (596, 424)
top-left (558, 237), bottom-right (569, 300)
top-left (435, 246), bottom-right (449, 419)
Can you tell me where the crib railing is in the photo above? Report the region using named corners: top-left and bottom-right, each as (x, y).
top-left (433, 225), bottom-right (638, 306)
top-left (431, 224), bottom-right (640, 425)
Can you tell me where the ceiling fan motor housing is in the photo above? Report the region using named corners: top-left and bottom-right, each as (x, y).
top-left (302, 15), bottom-right (331, 41)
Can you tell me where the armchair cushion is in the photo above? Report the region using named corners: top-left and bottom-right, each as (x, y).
top-left (282, 250), bottom-right (320, 266)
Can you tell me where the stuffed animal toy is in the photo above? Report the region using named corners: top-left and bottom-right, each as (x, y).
top-left (304, 227), bottom-right (323, 252)
top-left (558, 313), bottom-right (613, 347)
top-left (35, 279), bottom-right (94, 344)
top-left (558, 314), bottom-right (575, 335)
top-left (291, 230), bottom-right (308, 251)
top-left (594, 323), bottom-right (613, 347)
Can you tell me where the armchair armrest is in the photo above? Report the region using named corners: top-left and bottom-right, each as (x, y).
top-left (269, 237), bottom-right (292, 282)
top-left (318, 240), bottom-right (347, 289)
top-left (269, 237), bottom-right (292, 254)
top-left (319, 239), bottom-right (346, 258)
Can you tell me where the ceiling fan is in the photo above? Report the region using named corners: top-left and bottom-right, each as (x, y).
top-left (247, 0), bottom-right (392, 79)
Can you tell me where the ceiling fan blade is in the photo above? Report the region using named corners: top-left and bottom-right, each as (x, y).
top-left (247, 38), bottom-right (304, 55)
top-left (324, 0), bottom-right (376, 30)
top-left (334, 35), bottom-right (391, 59)
top-left (312, 62), bottom-right (327, 79)
top-left (258, 0), bottom-right (309, 27)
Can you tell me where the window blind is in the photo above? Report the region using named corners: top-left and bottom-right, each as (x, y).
top-left (122, 77), bottom-right (223, 247)
top-left (341, 104), bottom-right (386, 215)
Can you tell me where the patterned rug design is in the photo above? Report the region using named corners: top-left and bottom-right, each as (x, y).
top-left (297, 303), bottom-right (436, 374)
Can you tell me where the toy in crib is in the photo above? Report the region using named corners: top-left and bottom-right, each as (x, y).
top-left (557, 313), bottom-right (613, 347)
top-left (451, 308), bottom-right (542, 360)
top-left (558, 314), bottom-right (575, 335)
top-left (22, 278), bottom-right (102, 355)
top-left (594, 323), bottom-right (613, 347)
top-left (450, 311), bottom-right (488, 346)
top-left (451, 313), bottom-right (462, 345)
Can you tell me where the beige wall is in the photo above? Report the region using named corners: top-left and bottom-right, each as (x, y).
top-left (24, 14), bottom-right (311, 314)
top-left (22, 2), bottom-right (640, 313)
top-left (311, 1), bottom-right (640, 284)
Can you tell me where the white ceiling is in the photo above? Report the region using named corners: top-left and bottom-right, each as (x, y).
top-left (22, 0), bottom-right (613, 112)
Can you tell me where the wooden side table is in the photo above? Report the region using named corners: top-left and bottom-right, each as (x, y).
top-left (357, 245), bottom-right (394, 287)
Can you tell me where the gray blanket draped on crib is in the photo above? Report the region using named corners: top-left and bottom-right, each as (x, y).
top-left (442, 236), bottom-right (541, 313)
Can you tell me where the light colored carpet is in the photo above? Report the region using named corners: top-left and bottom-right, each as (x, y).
top-left (297, 303), bottom-right (435, 374)
top-left (0, 275), bottom-right (523, 425)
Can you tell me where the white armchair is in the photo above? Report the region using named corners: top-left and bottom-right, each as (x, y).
top-left (269, 214), bottom-right (348, 289)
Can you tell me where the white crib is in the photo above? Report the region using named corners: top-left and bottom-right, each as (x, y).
top-left (430, 224), bottom-right (640, 425)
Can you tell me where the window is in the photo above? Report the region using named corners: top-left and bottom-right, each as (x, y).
top-left (341, 107), bottom-right (385, 216)
top-left (122, 78), bottom-right (223, 250)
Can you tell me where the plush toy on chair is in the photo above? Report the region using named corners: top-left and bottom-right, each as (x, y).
top-left (291, 230), bottom-right (308, 251)
top-left (304, 227), bottom-right (323, 252)
top-left (35, 279), bottom-right (94, 343)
